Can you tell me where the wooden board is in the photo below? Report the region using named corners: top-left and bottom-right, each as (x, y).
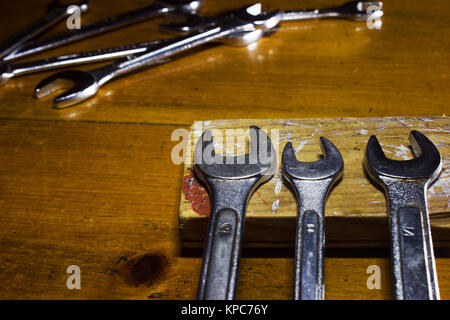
top-left (179, 116), bottom-right (449, 247)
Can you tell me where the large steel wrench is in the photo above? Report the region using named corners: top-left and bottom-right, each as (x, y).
top-left (161, 1), bottom-right (383, 34)
top-left (34, 3), bottom-right (282, 108)
top-left (364, 130), bottom-right (442, 300)
top-left (194, 126), bottom-right (276, 300)
top-left (0, 0), bottom-right (89, 59)
top-left (3, 0), bottom-right (203, 62)
top-left (282, 137), bottom-right (343, 300)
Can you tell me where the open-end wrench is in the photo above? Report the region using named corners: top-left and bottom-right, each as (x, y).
top-left (34, 3), bottom-right (282, 108)
top-left (282, 137), bottom-right (343, 300)
top-left (3, 0), bottom-right (203, 62)
top-left (161, 1), bottom-right (383, 34)
top-left (194, 126), bottom-right (276, 300)
top-left (364, 131), bottom-right (442, 300)
top-left (0, 39), bottom-right (174, 86)
top-left (0, 0), bottom-right (89, 59)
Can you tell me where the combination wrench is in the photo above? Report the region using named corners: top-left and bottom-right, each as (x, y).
top-left (161, 1), bottom-right (383, 34)
top-left (3, 0), bottom-right (203, 62)
top-left (0, 0), bottom-right (89, 59)
top-left (194, 126), bottom-right (276, 300)
top-left (34, 3), bottom-right (282, 108)
top-left (364, 130), bottom-right (442, 300)
top-left (282, 137), bottom-right (343, 300)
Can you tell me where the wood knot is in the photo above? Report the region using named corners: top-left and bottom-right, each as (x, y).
top-left (119, 253), bottom-right (167, 287)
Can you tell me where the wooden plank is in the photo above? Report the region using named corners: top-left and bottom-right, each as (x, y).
top-left (0, 119), bottom-right (448, 299)
top-left (179, 116), bottom-right (449, 247)
top-left (0, 0), bottom-right (448, 124)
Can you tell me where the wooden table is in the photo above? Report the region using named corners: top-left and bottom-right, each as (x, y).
top-left (0, 0), bottom-right (448, 299)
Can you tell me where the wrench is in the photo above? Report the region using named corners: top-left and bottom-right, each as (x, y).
top-left (0, 0), bottom-right (89, 59)
top-left (3, 0), bottom-right (203, 62)
top-left (0, 39), bottom-right (173, 86)
top-left (364, 130), bottom-right (442, 300)
top-left (34, 3), bottom-right (282, 108)
top-left (161, 1), bottom-right (383, 34)
top-left (194, 126), bottom-right (276, 300)
top-left (282, 137), bottom-right (343, 300)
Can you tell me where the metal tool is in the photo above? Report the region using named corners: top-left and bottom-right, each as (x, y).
top-left (161, 1), bottom-right (383, 34)
top-left (364, 130), bottom-right (442, 300)
top-left (0, 0), bottom-right (89, 59)
top-left (34, 3), bottom-right (283, 108)
top-left (0, 39), bottom-right (174, 86)
top-left (282, 137), bottom-right (343, 300)
top-left (3, 0), bottom-right (203, 62)
top-left (194, 126), bottom-right (276, 300)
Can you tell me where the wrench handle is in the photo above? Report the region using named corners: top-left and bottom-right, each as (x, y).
top-left (0, 4), bottom-right (70, 59)
top-left (291, 179), bottom-right (333, 300)
top-left (4, 4), bottom-right (168, 62)
top-left (197, 207), bottom-right (244, 300)
top-left (7, 40), bottom-right (167, 78)
top-left (91, 24), bottom-right (235, 86)
top-left (385, 179), bottom-right (440, 300)
top-left (294, 209), bottom-right (324, 300)
top-left (197, 178), bottom-right (259, 300)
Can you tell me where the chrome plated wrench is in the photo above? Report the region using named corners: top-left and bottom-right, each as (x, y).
top-left (34, 3), bottom-right (282, 108)
top-left (364, 131), bottom-right (442, 300)
top-left (0, 0), bottom-right (89, 59)
top-left (161, 1), bottom-right (383, 34)
top-left (282, 138), bottom-right (343, 300)
top-left (194, 126), bottom-right (276, 300)
top-left (3, 0), bottom-right (203, 62)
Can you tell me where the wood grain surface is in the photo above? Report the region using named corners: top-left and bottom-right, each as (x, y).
top-left (0, 0), bottom-right (448, 299)
top-left (179, 117), bottom-right (449, 247)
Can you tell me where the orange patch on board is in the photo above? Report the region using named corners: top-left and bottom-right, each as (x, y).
top-left (182, 167), bottom-right (211, 216)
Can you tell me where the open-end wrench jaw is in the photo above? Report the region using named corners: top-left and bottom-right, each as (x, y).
top-left (34, 70), bottom-right (98, 109)
top-left (195, 125), bottom-right (277, 180)
top-left (162, 3), bottom-right (281, 35)
top-left (364, 130), bottom-right (442, 181)
top-left (282, 137), bottom-right (344, 181)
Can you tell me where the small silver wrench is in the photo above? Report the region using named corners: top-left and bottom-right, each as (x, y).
top-left (161, 1), bottom-right (383, 33)
top-left (195, 126), bottom-right (276, 300)
top-left (0, 0), bottom-right (89, 59)
top-left (0, 39), bottom-right (172, 86)
top-left (282, 137), bottom-right (343, 300)
top-left (3, 0), bottom-right (203, 62)
top-left (34, 3), bottom-right (282, 108)
top-left (364, 131), bottom-right (442, 300)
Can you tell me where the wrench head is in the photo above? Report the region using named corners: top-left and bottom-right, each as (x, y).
top-left (162, 3), bottom-right (281, 34)
top-left (195, 126), bottom-right (277, 180)
top-left (0, 62), bottom-right (13, 86)
top-left (34, 70), bottom-right (98, 109)
top-left (282, 137), bottom-right (344, 181)
top-left (364, 130), bottom-right (442, 181)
